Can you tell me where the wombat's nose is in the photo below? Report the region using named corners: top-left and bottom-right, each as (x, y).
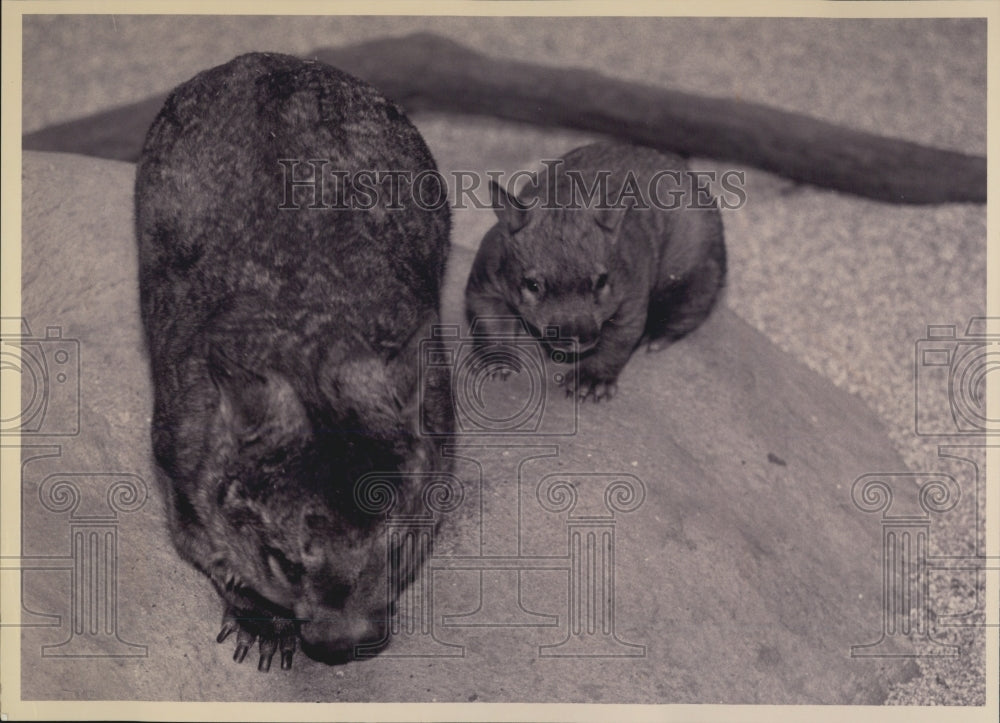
top-left (554, 316), bottom-right (600, 350)
top-left (298, 613), bottom-right (388, 663)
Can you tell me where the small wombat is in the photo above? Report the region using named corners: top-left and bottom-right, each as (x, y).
top-left (465, 142), bottom-right (726, 401)
top-left (135, 53), bottom-right (453, 670)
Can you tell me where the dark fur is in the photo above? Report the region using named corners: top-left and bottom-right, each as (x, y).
top-left (135, 53), bottom-right (453, 669)
top-left (466, 143), bottom-right (726, 401)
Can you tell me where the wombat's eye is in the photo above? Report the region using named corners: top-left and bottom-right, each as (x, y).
top-left (522, 277), bottom-right (541, 294)
top-left (594, 273), bottom-right (609, 292)
top-left (263, 545), bottom-right (303, 585)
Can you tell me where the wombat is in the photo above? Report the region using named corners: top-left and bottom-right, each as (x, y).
top-left (135, 52), bottom-right (453, 670)
top-left (465, 142), bottom-right (726, 401)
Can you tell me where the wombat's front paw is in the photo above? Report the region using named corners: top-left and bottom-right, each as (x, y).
top-left (645, 337), bottom-right (669, 353)
top-left (562, 369), bottom-right (618, 402)
top-left (217, 607), bottom-right (299, 672)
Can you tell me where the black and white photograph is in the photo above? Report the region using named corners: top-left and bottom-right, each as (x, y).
top-left (1, 2), bottom-right (995, 720)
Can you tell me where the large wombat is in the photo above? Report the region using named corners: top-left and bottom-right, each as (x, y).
top-left (135, 52), bottom-right (453, 670)
top-left (466, 143), bottom-right (726, 401)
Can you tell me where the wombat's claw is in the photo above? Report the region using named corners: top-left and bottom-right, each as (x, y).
top-left (233, 625), bottom-right (256, 663)
top-left (588, 381), bottom-right (618, 402)
top-left (217, 610), bottom-right (254, 662)
top-left (259, 620), bottom-right (298, 671)
top-left (218, 610), bottom-right (298, 671)
top-left (280, 635), bottom-right (296, 670)
top-left (258, 636), bottom-right (277, 672)
top-left (272, 619), bottom-right (298, 671)
top-left (253, 622), bottom-right (297, 671)
top-left (578, 380), bottom-right (617, 402)
top-left (562, 372), bottom-right (617, 402)
top-left (216, 619), bottom-right (240, 644)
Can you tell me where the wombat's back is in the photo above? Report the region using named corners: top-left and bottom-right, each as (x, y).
top-left (136, 52), bottom-right (449, 374)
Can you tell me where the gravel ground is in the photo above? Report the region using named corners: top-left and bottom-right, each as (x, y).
top-left (18, 12), bottom-right (990, 707)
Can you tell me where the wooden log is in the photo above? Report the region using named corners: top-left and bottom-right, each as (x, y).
top-left (23, 32), bottom-right (985, 204)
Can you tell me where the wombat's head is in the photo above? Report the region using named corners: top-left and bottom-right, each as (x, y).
top-left (188, 345), bottom-right (439, 662)
top-left (489, 180), bottom-right (626, 353)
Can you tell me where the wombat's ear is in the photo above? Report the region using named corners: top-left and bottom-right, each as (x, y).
top-left (208, 346), bottom-right (309, 444)
top-left (489, 179), bottom-right (530, 234)
top-left (299, 510), bottom-right (333, 569)
top-left (318, 350), bottom-right (411, 441)
top-left (595, 203), bottom-right (627, 234)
